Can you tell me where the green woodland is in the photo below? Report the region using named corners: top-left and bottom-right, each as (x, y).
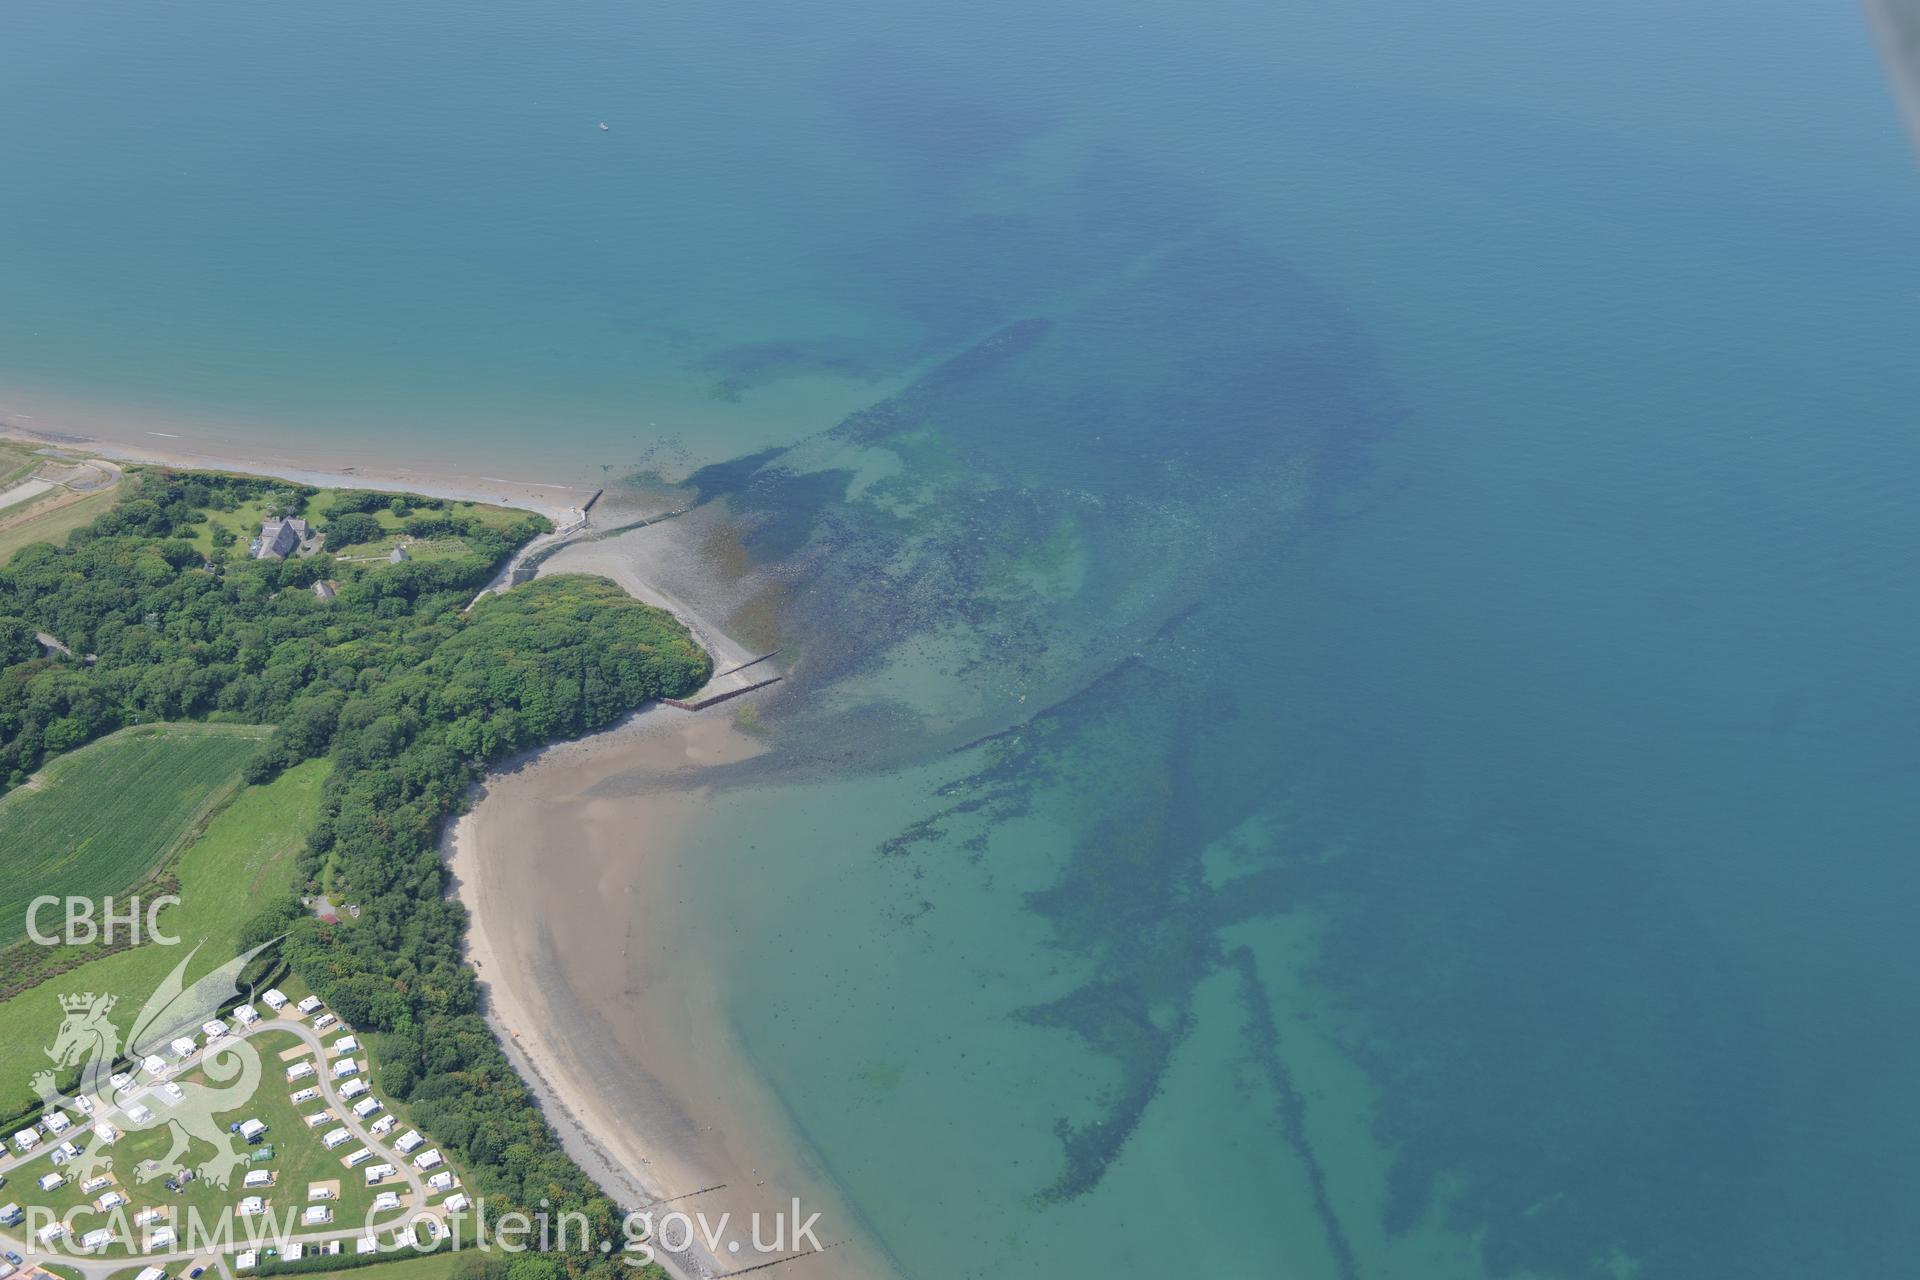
top-left (0, 470), bottom-right (710, 1279)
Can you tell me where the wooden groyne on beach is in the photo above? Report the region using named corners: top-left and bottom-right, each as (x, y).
top-left (660, 674), bottom-right (782, 711)
top-left (711, 648), bottom-right (782, 679)
top-left (662, 652), bottom-right (784, 710)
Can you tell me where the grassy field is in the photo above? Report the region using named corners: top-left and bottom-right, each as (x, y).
top-left (0, 761), bottom-right (330, 1108)
top-left (319, 494), bottom-right (529, 567)
top-left (0, 480), bottom-right (124, 565)
top-left (0, 726), bottom-right (271, 949)
top-left (184, 494), bottom-right (280, 559)
top-left (328, 538), bottom-right (472, 565)
top-left (294, 1250), bottom-right (460, 1280)
top-left (184, 488), bottom-right (533, 563)
top-left (0, 441), bottom-right (41, 489)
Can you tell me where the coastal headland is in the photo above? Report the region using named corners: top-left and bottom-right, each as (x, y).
top-left (0, 414), bottom-right (880, 1280)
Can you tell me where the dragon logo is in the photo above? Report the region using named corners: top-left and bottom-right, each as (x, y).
top-left (34, 941), bottom-right (275, 1189)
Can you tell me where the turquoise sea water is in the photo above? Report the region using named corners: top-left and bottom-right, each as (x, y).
top-left (6, 2), bottom-right (1920, 1276)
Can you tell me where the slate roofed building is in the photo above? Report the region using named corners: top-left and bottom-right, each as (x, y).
top-left (254, 517), bottom-right (310, 560)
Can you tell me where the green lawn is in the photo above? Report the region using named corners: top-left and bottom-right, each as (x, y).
top-left (186, 488), bottom-right (528, 568)
top-left (184, 496), bottom-right (278, 559)
top-left (0, 761), bottom-right (330, 1111)
top-left (305, 492), bottom-right (526, 533)
top-left (327, 538), bottom-right (471, 565)
top-left (0, 726), bottom-right (271, 948)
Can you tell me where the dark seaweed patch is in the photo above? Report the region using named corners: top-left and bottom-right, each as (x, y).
top-left (832, 318), bottom-right (1053, 446)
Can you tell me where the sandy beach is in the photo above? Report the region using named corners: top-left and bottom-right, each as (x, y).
top-left (442, 515), bottom-right (899, 1280)
top-left (0, 389), bottom-right (603, 525)
top-left (443, 690), bottom-right (899, 1280)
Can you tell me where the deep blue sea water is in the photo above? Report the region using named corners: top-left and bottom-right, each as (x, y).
top-left (5, 2), bottom-right (1920, 1276)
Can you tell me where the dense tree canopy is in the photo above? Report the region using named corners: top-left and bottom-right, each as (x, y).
top-left (0, 470), bottom-right (708, 1276)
